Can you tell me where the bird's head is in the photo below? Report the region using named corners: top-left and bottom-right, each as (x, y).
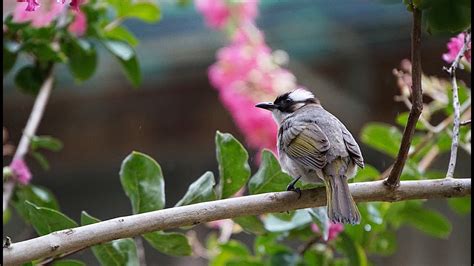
top-left (255, 88), bottom-right (319, 123)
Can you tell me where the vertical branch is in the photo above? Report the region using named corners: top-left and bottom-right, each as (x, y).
top-left (384, 6), bottom-right (423, 188)
top-left (444, 31), bottom-right (471, 178)
top-left (3, 72), bottom-right (55, 212)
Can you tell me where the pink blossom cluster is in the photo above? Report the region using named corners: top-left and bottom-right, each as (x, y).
top-left (442, 33), bottom-right (471, 64)
top-left (10, 158), bottom-right (32, 185)
top-left (311, 222), bottom-right (344, 242)
top-left (196, 0), bottom-right (297, 155)
top-left (16, 0), bottom-right (83, 12)
top-left (195, 0), bottom-right (258, 29)
top-left (13, 0), bottom-right (86, 36)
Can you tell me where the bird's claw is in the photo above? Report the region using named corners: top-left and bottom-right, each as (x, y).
top-left (287, 184), bottom-right (302, 199)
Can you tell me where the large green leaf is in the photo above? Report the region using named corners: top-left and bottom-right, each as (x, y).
top-left (269, 252), bottom-right (301, 266)
top-left (335, 233), bottom-right (368, 266)
top-left (398, 205), bottom-right (452, 238)
top-left (424, 0), bottom-right (471, 34)
top-left (253, 234), bottom-right (291, 257)
top-left (64, 38), bottom-right (97, 82)
top-left (103, 40), bottom-right (141, 87)
top-left (352, 164), bottom-right (380, 182)
top-left (215, 131), bottom-right (251, 199)
top-left (233, 215), bottom-right (266, 235)
top-left (81, 211), bottom-right (139, 266)
top-left (25, 201), bottom-right (77, 236)
top-left (120, 151), bottom-right (165, 213)
top-left (143, 231), bottom-right (192, 256)
top-left (125, 2), bottom-right (161, 23)
top-left (175, 171), bottom-right (217, 207)
top-left (210, 240), bottom-right (251, 266)
top-left (396, 112), bottom-right (426, 130)
top-left (105, 26), bottom-right (139, 47)
top-left (360, 123), bottom-right (402, 157)
top-left (447, 197), bottom-right (471, 215)
top-left (14, 65), bottom-right (46, 95)
top-left (4, 40), bottom-right (20, 75)
top-left (368, 231), bottom-right (397, 256)
top-left (248, 150), bottom-right (292, 195)
top-left (263, 209), bottom-right (312, 232)
top-left (13, 185), bottom-right (60, 223)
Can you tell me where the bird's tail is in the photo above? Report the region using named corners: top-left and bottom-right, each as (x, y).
top-left (323, 175), bottom-right (360, 224)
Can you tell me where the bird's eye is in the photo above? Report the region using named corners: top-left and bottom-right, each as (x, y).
top-left (284, 98), bottom-right (291, 104)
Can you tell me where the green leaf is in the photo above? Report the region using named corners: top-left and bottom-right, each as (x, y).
top-left (120, 151), bottom-right (165, 213)
top-left (447, 197), bottom-right (471, 215)
top-left (210, 240), bottom-right (251, 266)
top-left (248, 150), bottom-right (292, 194)
top-left (103, 40), bottom-right (141, 87)
top-left (31, 151), bottom-right (50, 170)
top-left (396, 112), bottom-right (426, 130)
top-left (368, 231), bottom-right (397, 256)
top-left (12, 185), bottom-right (60, 223)
top-left (335, 233), bottom-right (368, 266)
top-left (23, 41), bottom-right (66, 62)
top-left (360, 123), bottom-right (402, 157)
top-left (125, 2), bottom-right (161, 23)
top-left (143, 231), bottom-right (192, 256)
top-left (398, 205), bottom-right (452, 238)
top-left (233, 215), bottom-right (266, 235)
top-left (215, 131), bottom-right (251, 198)
top-left (104, 26), bottom-right (139, 47)
top-left (424, 0), bottom-right (471, 34)
top-left (308, 207), bottom-right (330, 241)
top-left (4, 41), bottom-right (20, 74)
top-left (25, 201), bottom-right (77, 236)
top-left (352, 164), bottom-right (380, 182)
top-left (4, 207), bottom-right (11, 224)
top-left (51, 260), bottom-right (86, 266)
top-left (81, 211), bottom-right (139, 266)
top-left (269, 252), bottom-right (300, 266)
top-left (64, 38), bottom-right (97, 82)
top-left (253, 234), bottom-right (291, 257)
top-left (264, 209), bottom-right (312, 232)
top-left (14, 65), bottom-right (46, 95)
top-left (30, 135), bottom-right (63, 151)
top-left (175, 171), bottom-right (217, 206)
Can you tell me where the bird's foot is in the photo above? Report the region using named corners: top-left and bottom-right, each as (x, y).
top-left (287, 176), bottom-right (302, 199)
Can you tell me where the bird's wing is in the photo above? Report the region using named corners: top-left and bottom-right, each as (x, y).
top-left (341, 125), bottom-right (364, 168)
top-left (279, 120), bottom-right (330, 169)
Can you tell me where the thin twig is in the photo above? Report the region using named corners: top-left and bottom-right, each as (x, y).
top-left (444, 31), bottom-right (471, 178)
top-left (3, 71), bottom-right (55, 212)
top-left (135, 237), bottom-right (147, 266)
top-left (3, 178), bottom-right (471, 265)
top-left (297, 235), bottom-right (321, 255)
top-left (385, 6), bottom-right (423, 188)
top-left (460, 119), bottom-right (471, 126)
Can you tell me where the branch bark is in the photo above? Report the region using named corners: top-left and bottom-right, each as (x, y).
top-left (3, 178), bottom-right (470, 265)
top-left (385, 7), bottom-right (423, 188)
top-left (444, 31), bottom-right (471, 178)
top-left (3, 72), bottom-right (55, 212)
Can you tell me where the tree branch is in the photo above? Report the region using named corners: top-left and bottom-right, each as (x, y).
top-left (444, 31), bottom-right (471, 178)
top-left (3, 178), bottom-right (470, 265)
top-left (3, 72), bottom-right (55, 212)
top-left (385, 7), bottom-right (423, 188)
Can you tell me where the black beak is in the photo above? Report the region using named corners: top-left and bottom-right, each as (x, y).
top-left (255, 102), bottom-right (277, 110)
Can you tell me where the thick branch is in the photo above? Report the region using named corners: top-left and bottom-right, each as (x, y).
top-left (444, 32), bottom-right (471, 178)
top-left (385, 7), bottom-right (423, 188)
top-left (3, 178), bottom-right (471, 265)
top-left (3, 72), bottom-right (54, 212)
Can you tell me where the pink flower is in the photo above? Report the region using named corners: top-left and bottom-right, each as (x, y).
top-left (311, 222), bottom-right (344, 242)
top-left (14, 0), bottom-right (65, 27)
top-left (68, 9), bottom-right (86, 36)
top-left (69, 0), bottom-right (83, 11)
top-left (195, 0), bottom-right (258, 29)
top-left (10, 158), bottom-right (32, 185)
top-left (442, 33), bottom-right (471, 64)
top-left (17, 0), bottom-right (40, 12)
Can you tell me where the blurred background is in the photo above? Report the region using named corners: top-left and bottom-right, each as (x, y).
top-left (3, 0), bottom-right (471, 265)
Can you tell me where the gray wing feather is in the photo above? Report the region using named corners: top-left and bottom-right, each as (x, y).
top-left (341, 125), bottom-right (364, 168)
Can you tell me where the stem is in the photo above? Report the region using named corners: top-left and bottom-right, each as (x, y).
top-left (3, 178), bottom-right (471, 265)
top-left (444, 32), bottom-right (471, 178)
top-left (3, 72), bottom-right (55, 212)
top-left (385, 7), bottom-right (423, 188)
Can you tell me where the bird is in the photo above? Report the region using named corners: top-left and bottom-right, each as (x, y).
top-left (255, 88), bottom-right (364, 224)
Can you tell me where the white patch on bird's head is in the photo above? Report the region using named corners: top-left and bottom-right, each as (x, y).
top-left (288, 88), bottom-right (315, 102)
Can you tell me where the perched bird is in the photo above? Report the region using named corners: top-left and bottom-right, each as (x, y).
top-left (256, 88), bottom-right (364, 224)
